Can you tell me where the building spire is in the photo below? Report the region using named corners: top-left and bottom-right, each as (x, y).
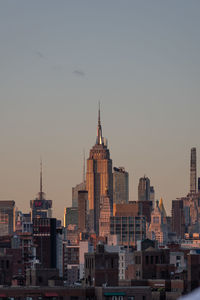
top-left (40, 158), bottom-right (43, 199)
top-left (97, 101), bottom-right (103, 145)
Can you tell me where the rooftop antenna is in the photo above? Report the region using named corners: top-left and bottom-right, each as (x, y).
top-left (40, 157), bottom-right (43, 199)
top-left (83, 149), bottom-right (86, 182)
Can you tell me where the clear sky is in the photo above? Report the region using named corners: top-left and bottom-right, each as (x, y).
top-left (0, 1), bottom-right (200, 220)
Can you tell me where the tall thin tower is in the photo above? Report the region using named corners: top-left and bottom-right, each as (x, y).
top-left (86, 105), bottom-right (113, 234)
top-left (190, 147), bottom-right (197, 194)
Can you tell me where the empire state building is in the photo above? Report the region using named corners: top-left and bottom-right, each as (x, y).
top-left (86, 106), bottom-right (113, 234)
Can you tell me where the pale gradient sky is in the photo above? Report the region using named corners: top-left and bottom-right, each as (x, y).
top-left (0, 1), bottom-right (200, 221)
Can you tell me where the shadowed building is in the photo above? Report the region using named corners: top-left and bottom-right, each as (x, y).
top-left (33, 218), bottom-right (57, 269)
top-left (190, 147), bottom-right (197, 194)
top-left (172, 199), bottom-right (185, 239)
top-left (72, 181), bottom-right (86, 208)
top-left (130, 247), bottom-right (175, 280)
top-left (86, 106), bottom-right (113, 234)
top-left (64, 207), bottom-right (78, 228)
top-left (85, 243), bottom-right (118, 287)
top-left (113, 167), bottom-right (129, 204)
top-left (0, 201), bottom-right (15, 236)
top-left (138, 176), bottom-right (150, 202)
top-left (78, 190), bottom-right (88, 233)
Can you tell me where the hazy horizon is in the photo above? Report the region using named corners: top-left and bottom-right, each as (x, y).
top-left (1, 1), bottom-right (200, 221)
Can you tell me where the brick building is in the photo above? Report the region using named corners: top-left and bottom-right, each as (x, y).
top-left (85, 243), bottom-right (118, 287)
top-left (127, 247), bottom-right (175, 280)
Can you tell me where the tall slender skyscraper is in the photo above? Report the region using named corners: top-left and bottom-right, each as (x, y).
top-left (190, 147), bottom-right (197, 194)
top-left (86, 105), bottom-right (113, 234)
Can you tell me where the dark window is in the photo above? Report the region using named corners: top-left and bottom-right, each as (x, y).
top-left (6, 260), bottom-right (9, 269)
top-left (145, 256), bottom-right (149, 265)
top-left (155, 256), bottom-right (159, 264)
top-left (151, 256), bottom-right (154, 264)
top-left (1, 260), bottom-right (4, 269)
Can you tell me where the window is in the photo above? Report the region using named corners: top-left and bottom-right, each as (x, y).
top-left (153, 216), bottom-right (159, 224)
top-left (145, 256), bottom-right (149, 265)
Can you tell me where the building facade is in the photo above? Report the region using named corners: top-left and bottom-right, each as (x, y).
top-left (85, 244), bottom-right (118, 287)
top-left (138, 176), bottom-right (150, 201)
top-left (99, 192), bottom-right (112, 238)
top-left (33, 218), bottom-right (57, 269)
top-left (64, 207), bottom-right (78, 228)
top-left (113, 167), bottom-right (129, 204)
top-left (172, 199), bottom-right (186, 239)
top-left (78, 190), bottom-right (88, 233)
top-left (0, 201), bottom-right (15, 236)
top-left (148, 199), bottom-right (168, 245)
top-left (110, 216), bottom-right (146, 246)
top-left (72, 181), bottom-right (86, 208)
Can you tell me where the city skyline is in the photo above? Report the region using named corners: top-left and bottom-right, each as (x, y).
top-left (0, 106), bottom-right (199, 221)
top-left (1, 1), bottom-right (200, 220)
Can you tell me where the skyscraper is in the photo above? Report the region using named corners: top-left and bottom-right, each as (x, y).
top-left (30, 161), bottom-right (52, 220)
top-left (113, 167), bottom-right (129, 204)
top-left (86, 105), bottom-right (113, 234)
top-left (99, 191), bottom-right (112, 238)
top-left (63, 207), bottom-right (78, 228)
top-left (33, 218), bottom-right (57, 268)
top-left (78, 190), bottom-right (88, 233)
top-left (190, 147), bottom-right (197, 194)
top-left (0, 201), bottom-right (15, 236)
top-left (72, 181), bottom-right (86, 208)
top-left (172, 199), bottom-right (185, 239)
top-left (138, 176), bottom-right (150, 201)
top-left (72, 151), bottom-right (86, 208)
